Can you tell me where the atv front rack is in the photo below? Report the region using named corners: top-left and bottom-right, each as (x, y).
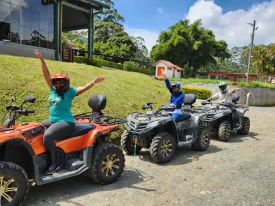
top-left (93, 116), bottom-right (127, 126)
top-left (129, 112), bottom-right (168, 120)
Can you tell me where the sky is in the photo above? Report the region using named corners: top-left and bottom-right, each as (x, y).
top-left (114, 0), bottom-right (275, 53)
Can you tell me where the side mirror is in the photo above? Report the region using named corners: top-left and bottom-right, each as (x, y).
top-left (23, 96), bottom-right (36, 104)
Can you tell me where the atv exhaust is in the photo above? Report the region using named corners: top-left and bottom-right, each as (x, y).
top-left (246, 93), bottom-right (251, 106)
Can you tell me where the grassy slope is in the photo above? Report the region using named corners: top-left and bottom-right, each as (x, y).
top-left (0, 55), bottom-right (170, 123)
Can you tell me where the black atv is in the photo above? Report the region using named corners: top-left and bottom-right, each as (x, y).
top-left (121, 94), bottom-right (211, 164)
top-left (198, 94), bottom-right (250, 142)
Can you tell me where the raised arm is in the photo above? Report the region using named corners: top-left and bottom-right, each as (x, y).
top-left (34, 49), bottom-right (52, 88)
top-left (229, 88), bottom-right (240, 94)
top-left (162, 70), bottom-right (172, 93)
top-left (76, 76), bottom-right (106, 96)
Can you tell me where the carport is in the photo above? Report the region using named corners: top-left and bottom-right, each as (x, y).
top-left (46, 0), bottom-right (110, 61)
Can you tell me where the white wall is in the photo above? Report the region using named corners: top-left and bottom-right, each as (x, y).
top-left (174, 69), bottom-right (182, 78)
top-left (166, 68), bottom-right (173, 78)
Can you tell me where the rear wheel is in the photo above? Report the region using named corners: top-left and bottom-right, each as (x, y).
top-left (218, 120), bottom-right (231, 142)
top-left (121, 130), bottom-right (141, 155)
top-left (150, 132), bottom-right (176, 164)
top-left (237, 117), bottom-right (250, 135)
top-left (89, 144), bottom-right (125, 185)
top-left (191, 129), bottom-right (210, 151)
top-left (0, 161), bottom-right (29, 206)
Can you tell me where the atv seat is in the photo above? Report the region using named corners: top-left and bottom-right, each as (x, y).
top-left (175, 113), bottom-right (191, 122)
top-left (64, 123), bottom-right (95, 139)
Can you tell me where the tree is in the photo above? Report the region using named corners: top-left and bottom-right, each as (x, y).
top-left (93, 0), bottom-right (149, 63)
top-left (250, 44), bottom-right (275, 80)
top-left (150, 19), bottom-right (231, 77)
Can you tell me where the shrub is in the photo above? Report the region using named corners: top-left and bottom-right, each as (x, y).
top-left (123, 61), bottom-right (135, 71)
top-left (182, 86), bottom-right (212, 100)
top-left (74, 56), bottom-right (123, 70)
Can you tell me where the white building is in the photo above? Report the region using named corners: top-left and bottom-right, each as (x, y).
top-left (153, 60), bottom-right (183, 78)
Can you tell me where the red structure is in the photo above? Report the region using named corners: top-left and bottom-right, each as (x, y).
top-left (207, 72), bottom-right (275, 83)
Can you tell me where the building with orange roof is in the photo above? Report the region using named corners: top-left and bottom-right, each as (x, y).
top-left (152, 60), bottom-right (184, 78)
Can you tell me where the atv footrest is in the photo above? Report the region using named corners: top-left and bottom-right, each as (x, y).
top-left (39, 165), bottom-right (88, 185)
top-left (64, 158), bottom-right (84, 171)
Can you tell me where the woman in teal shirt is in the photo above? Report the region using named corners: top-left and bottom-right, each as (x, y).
top-left (34, 49), bottom-right (105, 175)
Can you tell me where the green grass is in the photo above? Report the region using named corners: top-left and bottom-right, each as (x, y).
top-left (0, 55), bottom-right (171, 123)
top-left (169, 77), bottom-right (275, 88)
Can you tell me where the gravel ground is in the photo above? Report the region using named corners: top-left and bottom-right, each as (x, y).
top-left (24, 105), bottom-right (275, 206)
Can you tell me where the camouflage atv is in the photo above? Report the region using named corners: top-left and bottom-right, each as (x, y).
top-left (121, 94), bottom-right (211, 164)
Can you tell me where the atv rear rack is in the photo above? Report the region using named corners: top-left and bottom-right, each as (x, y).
top-left (93, 116), bottom-right (127, 126)
top-left (74, 113), bottom-right (126, 126)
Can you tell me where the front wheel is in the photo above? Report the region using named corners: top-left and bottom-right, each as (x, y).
top-left (150, 132), bottom-right (176, 164)
top-left (121, 130), bottom-right (141, 155)
top-left (237, 117), bottom-right (250, 135)
top-left (218, 120), bottom-right (231, 142)
top-left (89, 144), bottom-right (125, 185)
top-left (0, 161), bottom-right (29, 206)
top-left (191, 129), bottom-right (210, 151)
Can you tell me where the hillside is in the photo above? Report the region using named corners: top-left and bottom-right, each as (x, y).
top-left (0, 55), bottom-right (171, 122)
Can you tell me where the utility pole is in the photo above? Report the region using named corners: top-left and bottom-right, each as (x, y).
top-left (246, 20), bottom-right (257, 84)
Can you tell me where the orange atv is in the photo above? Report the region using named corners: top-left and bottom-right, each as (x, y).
top-left (0, 94), bottom-right (126, 206)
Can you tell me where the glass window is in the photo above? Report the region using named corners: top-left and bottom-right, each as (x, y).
top-left (30, 10), bottom-right (39, 28)
top-left (30, 27), bottom-right (40, 46)
top-left (21, 7), bottom-right (32, 27)
top-left (48, 4), bottom-right (53, 16)
top-left (10, 21), bottom-right (20, 43)
top-left (0, 21), bottom-right (10, 40)
top-left (10, 4), bottom-right (20, 24)
top-left (48, 15), bottom-right (53, 33)
top-left (40, 13), bottom-right (47, 32)
top-left (48, 32), bottom-right (54, 49)
top-left (21, 26), bottom-right (31, 45)
top-left (0, 1), bottom-right (11, 23)
top-left (40, 1), bottom-right (48, 14)
top-left (20, 0), bottom-right (30, 9)
top-left (30, 0), bottom-right (40, 11)
top-left (1, 0), bottom-right (11, 3)
top-left (11, 0), bottom-right (20, 4)
top-left (39, 29), bottom-right (47, 48)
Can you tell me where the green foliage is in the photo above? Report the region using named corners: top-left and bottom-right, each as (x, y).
top-left (182, 86), bottom-right (212, 100)
top-left (150, 19), bottom-right (231, 77)
top-left (123, 61), bottom-right (135, 71)
top-left (74, 56), bottom-right (123, 70)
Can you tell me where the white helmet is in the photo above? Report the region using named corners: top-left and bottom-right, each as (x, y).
top-left (219, 82), bottom-right (227, 93)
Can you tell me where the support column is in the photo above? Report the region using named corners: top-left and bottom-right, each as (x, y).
top-left (55, 1), bottom-right (60, 61)
top-left (59, 1), bottom-right (63, 61)
top-left (88, 8), bottom-right (94, 61)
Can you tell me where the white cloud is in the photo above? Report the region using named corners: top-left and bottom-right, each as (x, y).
top-left (157, 8), bottom-right (164, 14)
top-left (124, 26), bottom-right (159, 53)
top-left (186, 0), bottom-right (275, 48)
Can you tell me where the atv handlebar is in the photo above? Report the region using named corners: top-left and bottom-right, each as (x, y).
top-left (16, 109), bottom-right (35, 115)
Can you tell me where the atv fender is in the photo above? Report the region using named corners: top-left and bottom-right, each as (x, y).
top-left (0, 138), bottom-right (40, 184)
